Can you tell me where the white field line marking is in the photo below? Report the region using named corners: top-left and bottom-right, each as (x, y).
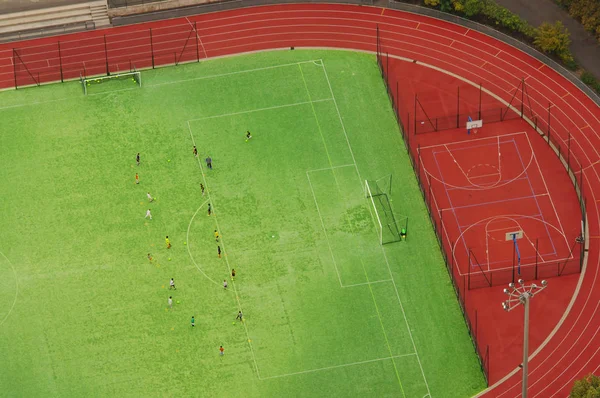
top-left (306, 164), bottom-right (355, 173)
top-left (188, 98), bottom-right (332, 122)
top-left (260, 353), bottom-right (417, 380)
top-left (0, 60), bottom-right (325, 111)
top-left (375, 230), bottom-right (433, 397)
top-left (185, 17), bottom-right (208, 59)
top-left (342, 279), bottom-right (393, 288)
top-left (0, 250), bottom-right (18, 327)
top-left (187, 121), bottom-right (261, 379)
top-left (299, 63), bottom-right (407, 397)
top-left (186, 199), bottom-right (219, 286)
top-left (148, 59), bottom-right (323, 88)
top-left (321, 61), bottom-right (363, 186)
top-left (306, 171), bottom-right (344, 288)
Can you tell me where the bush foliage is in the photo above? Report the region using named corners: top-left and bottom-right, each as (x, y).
top-left (570, 374), bottom-right (600, 397)
top-left (555, 0), bottom-right (600, 43)
top-left (534, 21), bottom-right (574, 63)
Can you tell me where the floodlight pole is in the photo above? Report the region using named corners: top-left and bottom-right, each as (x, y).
top-left (502, 279), bottom-right (548, 398)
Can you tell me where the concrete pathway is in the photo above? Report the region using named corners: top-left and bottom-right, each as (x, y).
top-left (495, 0), bottom-right (600, 79)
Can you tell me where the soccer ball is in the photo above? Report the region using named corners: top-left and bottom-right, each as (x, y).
top-left (168, 258), bottom-right (171, 261)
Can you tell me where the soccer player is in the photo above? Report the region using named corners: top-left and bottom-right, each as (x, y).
top-left (168, 296), bottom-right (173, 309)
top-left (165, 236), bottom-right (171, 249)
top-left (136, 153), bottom-right (140, 166)
top-left (207, 203), bottom-right (212, 216)
top-left (400, 228), bottom-right (407, 241)
top-left (169, 278), bottom-right (176, 290)
top-left (231, 269), bottom-right (236, 279)
top-left (135, 173), bottom-right (140, 184)
top-left (205, 156), bottom-right (212, 169)
top-left (145, 209), bottom-right (152, 220)
top-left (217, 245), bottom-right (221, 258)
top-left (200, 183), bottom-right (205, 196)
top-left (214, 230), bottom-right (219, 242)
top-left (219, 346), bottom-right (224, 356)
top-left (223, 279), bottom-right (228, 289)
top-left (148, 253), bottom-right (153, 262)
top-left (193, 146), bottom-right (198, 157)
top-left (191, 316), bottom-right (195, 327)
top-left (236, 311), bottom-right (243, 322)
top-left (245, 131), bottom-right (252, 141)
top-left (147, 192), bottom-right (153, 202)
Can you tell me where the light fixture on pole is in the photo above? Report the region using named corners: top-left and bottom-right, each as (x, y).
top-left (502, 279), bottom-right (548, 398)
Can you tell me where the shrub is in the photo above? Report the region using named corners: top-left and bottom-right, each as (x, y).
top-left (581, 71), bottom-right (596, 85)
top-left (534, 21), bottom-right (575, 63)
top-left (462, 0), bottom-right (483, 17)
top-left (570, 374), bottom-right (600, 397)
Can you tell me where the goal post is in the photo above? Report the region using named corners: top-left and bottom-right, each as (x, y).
top-left (80, 70), bottom-right (141, 95)
top-left (365, 176), bottom-right (408, 245)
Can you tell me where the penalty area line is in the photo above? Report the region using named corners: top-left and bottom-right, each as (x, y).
top-left (259, 353), bottom-right (417, 380)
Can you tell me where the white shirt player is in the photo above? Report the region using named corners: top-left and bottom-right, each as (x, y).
top-left (145, 209), bottom-right (152, 219)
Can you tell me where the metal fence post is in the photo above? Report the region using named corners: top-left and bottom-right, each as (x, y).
top-left (58, 41), bottom-right (64, 82)
top-left (149, 28), bottom-right (155, 69)
top-left (104, 34), bottom-right (109, 75)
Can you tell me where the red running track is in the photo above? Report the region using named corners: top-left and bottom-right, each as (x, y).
top-left (1, 4), bottom-right (599, 396)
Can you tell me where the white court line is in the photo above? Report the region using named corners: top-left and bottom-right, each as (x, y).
top-left (185, 17), bottom-right (208, 59)
top-left (187, 121), bottom-right (262, 379)
top-left (524, 132), bottom-right (571, 251)
top-left (260, 353), bottom-right (417, 380)
top-left (186, 199), bottom-right (220, 286)
top-left (188, 98), bottom-right (332, 122)
top-left (418, 131), bottom-right (526, 150)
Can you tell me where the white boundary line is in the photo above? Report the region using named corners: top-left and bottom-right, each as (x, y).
top-left (260, 353), bottom-right (417, 380)
top-left (0, 250), bottom-right (18, 327)
top-left (306, 171), bottom-right (344, 287)
top-left (188, 98), bottom-right (332, 122)
top-left (186, 199), bottom-right (219, 286)
top-left (187, 120), bottom-right (262, 379)
top-left (183, 60), bottom-right (426, 389)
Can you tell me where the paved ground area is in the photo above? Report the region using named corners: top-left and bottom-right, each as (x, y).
top-left (496, 0), bottom-right (600, 79)
top-left (1, 0), bottom-right (90, 13)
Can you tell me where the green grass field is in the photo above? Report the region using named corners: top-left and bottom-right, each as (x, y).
top-left (0, 50), bottom-right (486, 397)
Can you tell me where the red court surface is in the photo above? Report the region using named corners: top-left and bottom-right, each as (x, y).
top-left (418, 130), bottom-right (578, 287)
top-left (1, 4), bottom-right (599, 397)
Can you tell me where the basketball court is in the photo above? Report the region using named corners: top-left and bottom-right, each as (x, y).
top-left (417, 128), bottom-right (575, 287)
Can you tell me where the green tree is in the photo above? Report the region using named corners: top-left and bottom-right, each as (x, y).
top-left (463, 0), bottom-right (483, 17)
top-left (571, 374), bottom-right (600, 397)
top-left (534, 21), bottom-right (574, 63)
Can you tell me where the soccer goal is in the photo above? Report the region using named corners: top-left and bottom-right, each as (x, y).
top-left (365, 175), bottom-right (409, 245)
top-left (80, 70), bottom-right (141, 95)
